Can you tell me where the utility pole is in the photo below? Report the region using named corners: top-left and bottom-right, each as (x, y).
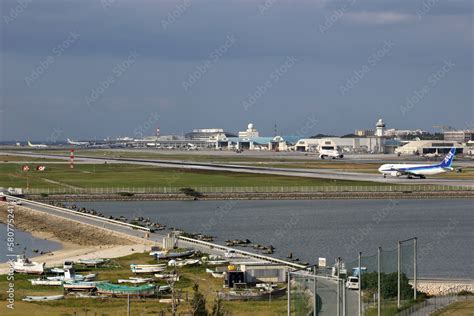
top-left (313, 265), bottom-right (318, 316)
top-left (127, 294), bottom-right (130, 316)
top-left (287, 269), bottom-right (291, 315)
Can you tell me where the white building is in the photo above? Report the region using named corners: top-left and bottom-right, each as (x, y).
top-left (238, 123), bottom-right (260, 138)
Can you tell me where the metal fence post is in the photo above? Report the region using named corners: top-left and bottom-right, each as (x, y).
top-left (398, 241), bottom-right (401, 309)
top-left (414, 237), bottom-right (417, 301)
top-left (358, 252), bottom-right (362, 316)
top-left (378, 247), bottom-right (381, 316)
top-left (287, 269), bottom-right (291, 315)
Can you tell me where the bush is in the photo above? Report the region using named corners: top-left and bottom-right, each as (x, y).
top-left (180, 187), bottom-right (203, 198)
top-left (362, 272), bottom-right (414, 300)
top-left (117, 192), bottom-right (134, 197)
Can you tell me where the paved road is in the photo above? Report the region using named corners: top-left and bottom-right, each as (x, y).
top-left (7, 152), bottom-right (474, 187)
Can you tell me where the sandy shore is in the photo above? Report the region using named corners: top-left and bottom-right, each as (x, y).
top-left (0, 202), bottom-right (155, 274)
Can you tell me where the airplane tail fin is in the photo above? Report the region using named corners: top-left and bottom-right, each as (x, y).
top-left (28, 141), bottom-right (33, 146)
top-left (439, 147), bottom-right (456, 168)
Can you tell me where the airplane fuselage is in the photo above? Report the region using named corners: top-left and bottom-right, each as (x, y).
top-left (378, 163), bottom-right (452, 177)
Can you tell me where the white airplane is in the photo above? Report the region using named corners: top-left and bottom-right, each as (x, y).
top-left (27, 141), bottom-right (48, 148)
top-left (378, 147), bottom-right (456, 179)
top-left (319, 148), bottom-right (344, 159)
top-left (67, 138), bottom-right (89, 146)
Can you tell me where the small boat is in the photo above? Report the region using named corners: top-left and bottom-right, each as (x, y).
top-left (30, 278), bottom-right (63, 286)
top-left (22, 295), bottom-right (64, 302)
top-left (205, 268), bottom-right (214, 274)
top-left (63, 281), bottom-right (108, 291)
top-left (207, 260), bottom-right (229, 266)
top-left (47, 273), bottom-right (96, 282)
top-left (218, 287), bottom-right (287, 301)
top-left (154, 273), bottom-right (179, 281)
top-left (78, 258), bottom-right (108, 267)
top-left (158, 285), bottom-right (171, 292)
top-left (12, 255), bottom-right (45, 275)
top-left (150, 248), bottom-right (195, 260)
top-left (96, 282), bottom-right (156, 297)
top-left (117, 277), bottom-right (153, 284)
top-left (130, 264), bottom-right (166, 274)
top-left (174, 259), bottom-right (200, 267)
top-left (50, 268), bottom-right (65, 274)
top-left (211, 271), bottom-right (225, 278)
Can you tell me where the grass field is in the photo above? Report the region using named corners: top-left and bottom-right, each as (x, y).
top-left (0, 252), bottom-right (288, 316)
top-left (431, 299), bottom-right (474, 315)
top-left (0, 163), bottom-right (384, 190)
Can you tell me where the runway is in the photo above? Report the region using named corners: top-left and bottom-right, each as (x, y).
top-left (5, 151), bottom-right (474, 188)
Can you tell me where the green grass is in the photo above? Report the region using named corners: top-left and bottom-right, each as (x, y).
top-left (431, 299), bottom-right (474, 315)
top-left (0, 162), bottom-right (387, 190)
top-left (0, 251), bottom-right (288, 315)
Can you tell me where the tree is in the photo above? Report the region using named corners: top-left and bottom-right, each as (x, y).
top-left (210, 296), bottom-right (227, 316)
top-left (180, 187), bottom-right (203, 199)
top-left (191, 283), bottom-right (208, 316)
top-left (361, 272), bottom-right (414, 299)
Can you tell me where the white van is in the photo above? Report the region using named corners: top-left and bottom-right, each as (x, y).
top-left (345, 276), bottom-right (359, 290)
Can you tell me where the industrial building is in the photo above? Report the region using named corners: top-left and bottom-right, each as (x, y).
top-left (395, 140), bottom-right (465, 155)
top-left (443, 130), bottom-right (474, 143)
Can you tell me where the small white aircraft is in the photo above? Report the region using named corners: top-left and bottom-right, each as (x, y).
top-left (67, 138), bottom-right (89, 146)
top-left (378, 147), bottom-right (456, 179)
top-left (27, 141), bottom-right (48, 148)
top-left (319, 149), bottom-right (344, 159)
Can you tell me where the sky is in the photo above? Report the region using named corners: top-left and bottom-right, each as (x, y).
top-left (0, 0), bottom-right (473, 141)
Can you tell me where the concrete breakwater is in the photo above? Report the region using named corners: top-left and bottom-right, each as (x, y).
top-left (27, 190), bottom-right (474, 202)
top-left (412, 279), bottom-right (474, 296)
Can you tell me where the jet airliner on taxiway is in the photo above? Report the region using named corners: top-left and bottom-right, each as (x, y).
top-left (378, 148), bottom-right (456, 179)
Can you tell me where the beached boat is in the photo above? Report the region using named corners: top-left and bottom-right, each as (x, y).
top-left (207, 260), bottom-right (229, 266)
top-left (150, 248), bottom-right (195, 260)
top-left (118, 277), bottom-right (153, 284)
top-left (78, 258), bottom-right (108, 267)
top-left (47, 273), bottom-right (96, 282)
top-left (30, 278), bottom-right (63, 286)
top-left (130, 264), bottom-right (166, 274)
top-left (96, 283), bottom-right (156, 297)
top-left (218, 287), bottom-right (287, 301)
top-left (205, 268), bottom-right (214, 274)
top-left (13, 255), bottom-right (45, 275)
top-left (157, 285), bottom-right (171, 292)
top-left (63, 281), bottom-right (108, 291)
top-left (211, 271), bottom-right (225, 278)
top-left (22, 295), bottom-right (64, 302)
top-left (154, 273), bottom-right (179, 281)
top-left (173, 259), bottom-right (201, 267)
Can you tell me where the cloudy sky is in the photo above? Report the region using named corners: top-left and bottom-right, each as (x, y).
top-left (1, 0), bottom-right (472, 141)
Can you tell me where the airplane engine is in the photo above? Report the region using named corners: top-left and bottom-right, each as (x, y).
top-left (390, 171), bottom-right (402, 177)
top-left (339, 154), bottom-right (344, 159)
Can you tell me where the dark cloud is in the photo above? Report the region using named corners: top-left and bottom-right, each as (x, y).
top-left (0, 0), bottom-right (472, 140)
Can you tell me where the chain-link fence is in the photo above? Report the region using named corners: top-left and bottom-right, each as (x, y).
top-left (344, 238), bottom-right (417, 316)
top-left (17, 184), bottom-right (474, 195)
top-left (289, 270), bottom-right (344, 316)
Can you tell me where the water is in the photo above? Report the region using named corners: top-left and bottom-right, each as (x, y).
top-left (0, 224), bottom-right (62, 263)
top-left (68, 199), bottom-right (473, 278)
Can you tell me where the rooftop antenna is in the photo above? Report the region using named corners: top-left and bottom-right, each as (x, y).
top-left (274, 124), bottom-right (278, 137)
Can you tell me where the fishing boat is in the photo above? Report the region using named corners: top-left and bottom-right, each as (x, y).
top-left (154, 273), bottom-right (179, 281)
top-left (130, 264), bottom-right (166, 274)
top-left (218, 287), bottom-right (287, 301)
top-left (205, 268), bottom-right (214, 274)
top-left (211, 271), bottom-right (225, 278)
top-left (78, 258), bottom-right (108, 267)
top-left (22, 295), bottom-right (64, 302)
top-left (207, 260), bottom-right (229, 266)
top-left (47, 273), bottom-right (96, 282)
top-left (12, 255), bottom-right (45, 274)
top-left (157, 285), bottom-right (171, 292)
top-left (150, 248), bottom-right (195, 260)
top-left (63, 281), bottom-right (108, 291)
top-left (30, 278), bottom-right (63, 286)
top-left (117, 277), bottom-right (153, 284)
top-left (96, 282), bottom-right (156, 297)
top-left (174, 259), bottom-right (200, 267)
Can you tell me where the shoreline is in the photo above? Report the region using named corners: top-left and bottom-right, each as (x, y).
top-left (0, 203), bottom-right (153, 274)
top-left (26, 190), bottom-right (474, 202)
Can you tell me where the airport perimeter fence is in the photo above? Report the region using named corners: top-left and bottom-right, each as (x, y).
top-left (289, 269), bottom-right (343, 316)
top-left (344, 238), bottom-right (417, 316)
top-left (22, 184), bottom-right (474, 195)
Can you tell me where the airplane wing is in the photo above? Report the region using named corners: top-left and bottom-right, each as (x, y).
top-left (387, 167), bottom-right (416, 175)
